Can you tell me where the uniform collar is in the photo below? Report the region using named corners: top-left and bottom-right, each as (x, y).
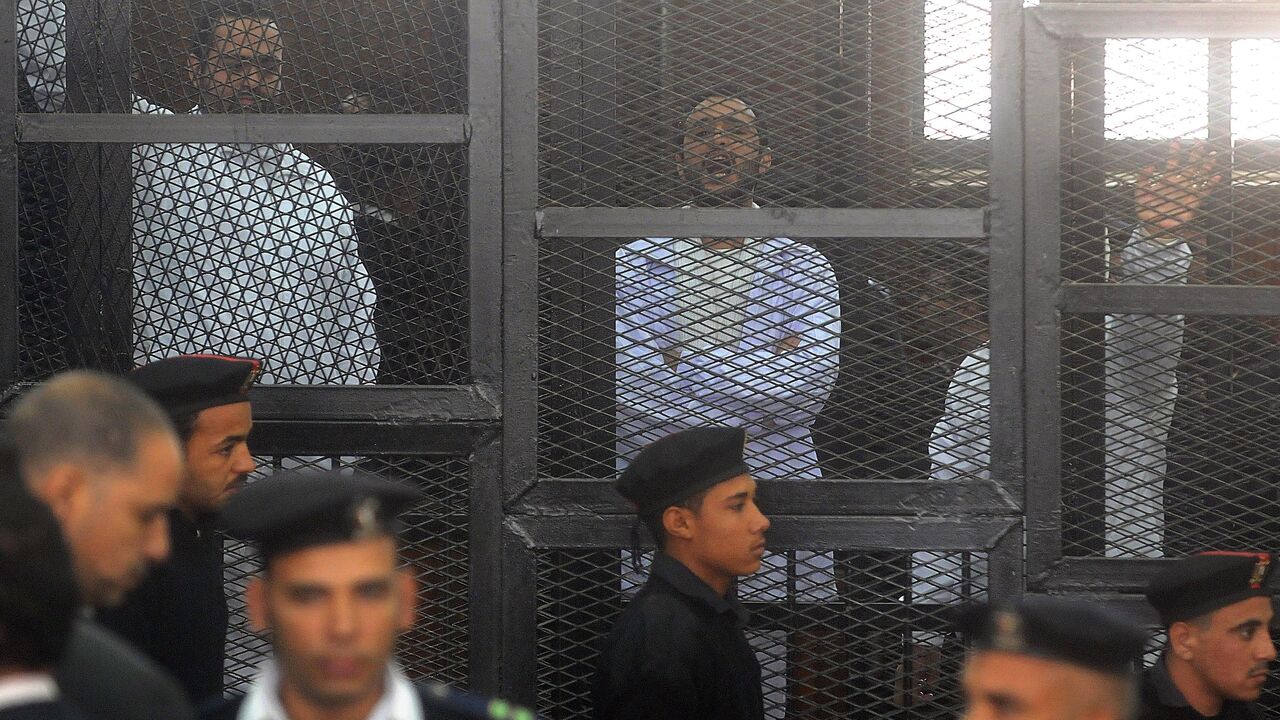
top-left (238, 660), bottom-right (423, 720)
top-left (1151, 655), bottom-right (1192, 708)
top-left (650, 553), bottom-right (749, 626)
top-left (0, 673), bottom-right (58, 710)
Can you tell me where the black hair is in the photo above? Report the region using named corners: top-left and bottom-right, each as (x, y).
top-left (190, 0), bottom-right (278, 60)
top-left (0, 442), bottom-right (79, 669)
top-left (680, 86), bottom-right (769, 149)
top-left (171, 410), bottom-right (200, 444)
top-left (7, 371), bottom-right (177, 480)
top-left (639, 487), bottom-right (712, 552)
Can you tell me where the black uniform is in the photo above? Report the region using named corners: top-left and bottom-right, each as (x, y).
top-left (592, 553), bottom-right (764, 720)
top-left (1139, 658), bottom-right (1263, 720)
top-left (200, 683), bottom-right (532, 720)
top-left (97, 510), bottom-right (227, 705)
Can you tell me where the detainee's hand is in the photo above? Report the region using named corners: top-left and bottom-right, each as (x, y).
top-left (1136, 139), bottom-right (1223, 242)
top-left (773, 334), bottom-right (801, 354)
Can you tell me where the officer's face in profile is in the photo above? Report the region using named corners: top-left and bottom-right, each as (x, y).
top-left (49, 431), bottom-right (183, 607)
top-left (248, 536), bottom-right (416, 711)
top-left (181, 401), bottom-right (255, 515)
top-left (666, 474), bottom-right (769, 588)
top-left (677, 96), bottom-right (772, 207)
top-left (1173, 596), bottom-right (1276, 703)
top-left (187, 16), bottom-right (284, 114)
top-left (962, 650), bottom-right (1126, 720)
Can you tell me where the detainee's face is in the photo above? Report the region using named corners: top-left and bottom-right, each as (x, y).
top-left (962, 651), bottom-right (1122, 720)
top-left (189, 16), bottom-right (284, 113)
top-left (683, 474), bottom-right (770, 580)
top-left (249, 536), bottom-right (416, 711)
top-left (678, 96), bottom-right (772, 206)
top-left (1182, 596), bottom-right (1276, 703)
top-left (181, 402), bottom-right (255, 516)
top-left (52, 431), bottom-right (183, 606)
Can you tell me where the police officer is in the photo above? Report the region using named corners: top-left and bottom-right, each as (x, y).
top-left (957, 598), bottom-right (1147, 720)
top-left (593, 426), bottom-right (771, 720)
top-left (1141, 552), bottom-right (1277, 720)
top-left (205, 470), bottom-right (536, 720)
top-left (97, 355), bottom-right (261, 706)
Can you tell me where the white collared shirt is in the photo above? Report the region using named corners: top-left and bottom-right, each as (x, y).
top-left (0, 674), bottom-right (58, 711)
top-left (237, 661), bottom-right (422, 720)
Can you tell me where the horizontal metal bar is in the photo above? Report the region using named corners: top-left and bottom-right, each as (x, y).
top-left (1032, 557), bottom-right (1176, 594)
top-left (1035, 3), bottom-right (1280, 40)
top-left (1060, 283), bottom-right (1280, 316)
top-left (17, 113), bottom-right (469, 144)
top-left (250, 421), bottom-right (493, 456)
top-left (514, 478), bottom-right (1021, 516)
top-left (247, 385), bottom-right (500, 422)
top-left (537, 207), bottom-right (988, 239)
top-left (506, 515), bottom-right (1018, 551)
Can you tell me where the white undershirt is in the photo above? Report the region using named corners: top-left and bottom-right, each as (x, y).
top-left (0, 673), bottom-right (58, 710)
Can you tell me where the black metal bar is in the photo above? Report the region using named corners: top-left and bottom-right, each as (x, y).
top-left (1061, 283), bottom-right (1280, 316)
top-left (1025, 592), bottom-right (1159, 627)
top-left (987, 521), bottom-right (1024, 603)
top-left (468, 0), bottom-right (503, 397)
top-left (248, 422), bottom-right (493, 456)
top-left (536, 207), bottom-right (988, 239)
top-left (246, 385), bottom-right (501, 422)
top-left (1035, 3), bottom-right (1280, 40)
top-left (468, 435), bottom-right (503, 692)
top-left (17, 113), bottom-right (469, 144)
top-left (506, 515), bottom-right (1020, 552)
top-left (1034, 557), bottom-right (1176, 594)
top-left (514, 478), bottom-right (1021, 517)
top-left (500, 519), bottom-right (539, 705)
top-left (0, 0), bottom-right (17, 387)
top-left (501, 0), bottom-right (539, 504)
top-left (1023, 13), bottom-right (1064, 579)
top-left (988, 0), bottom-right (1026, 505)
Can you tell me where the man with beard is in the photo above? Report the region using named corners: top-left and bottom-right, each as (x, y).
top-left (1140, 552), bottom-right (1276, 720)
top-left (17, 0), bottom-right (379, 384)
top-left (614, 90), bottom-right (839, 718)
top-left (98, 355), bottom-right (261, 706)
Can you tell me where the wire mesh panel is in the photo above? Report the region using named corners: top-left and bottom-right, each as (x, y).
top-left (1055, 36), bottom-right (1280, 559)
top-left (535, 547), bottom-right (987, 720)
top-left (223, 455), bottom-right (471, 691)
top-left (538, 0), bottom-right (992, 208)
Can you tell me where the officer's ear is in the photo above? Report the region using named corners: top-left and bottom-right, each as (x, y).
top-left (246, 575), bottom-right (271, 633)
top-left (35, 463), bottom-right (90, 527)
top-left (1169, 620), bottom-right (1200, 661)
top-left (395, 567), bottom-right (417, 632)
top-left (662, 505), bottom-right (696, 543)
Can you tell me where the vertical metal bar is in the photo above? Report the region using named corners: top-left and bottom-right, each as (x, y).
top-left (501, 0), bottom-right (539, 501)
top-left (986, 522), bottom-right (1023, 603)
top-left (0, 0), bottom-right (17, 386)
top-left (987, 0), bottom-right (1025, 507)
top-left (467, 0), bottom-right (506, 696)
top-left (98, 0), bottom-right (129, 372)
top-left (1023, 11), bottom-right (1064, 581)
top-left (468, 434), bottom-right (503, 692)
top-left (500, 523), bottom-right (539, 706)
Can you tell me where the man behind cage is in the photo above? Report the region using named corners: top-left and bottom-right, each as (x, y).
top-left (612, 88), bottom-right (841, 716)
top-left (17, 0), bottom-right (380, 384)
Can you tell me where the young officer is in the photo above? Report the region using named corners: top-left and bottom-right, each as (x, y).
top-left (958, 597), bottom-right (1148, 720)
top-left (1141, 552), bottom-right (1276, 720)
top-left (593, 426), bottom-right (771, 720)
top-left (206, 470), bottom-right (536, 720)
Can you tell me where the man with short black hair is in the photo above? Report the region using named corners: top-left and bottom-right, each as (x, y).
top-left (205, 470), bottom-right (536, 720)
top-left (98, 355), bottom-right (262, 706)
top-left (958, 597), bottom-right (1147, 720)
top-left (6, 371), bottom-right (193, 720)
top-left (0, 452), bottom-right (84, 720)
top-left (1140, 552), bottom-right (1276, 720)
top-left (594, 426), bottom-right (771, 720)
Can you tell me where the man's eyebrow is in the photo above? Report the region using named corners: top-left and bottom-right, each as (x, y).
top-left (1233, 619), bottom-right (1265, 632)
top-left (724, 491), bottom-right (750, 503)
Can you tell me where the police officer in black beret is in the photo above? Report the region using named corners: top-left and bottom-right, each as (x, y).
top-left (593, 426), bottom-right (771, 720)
top-left (203, 470), bottom-right (536, 720)
top-left (98, 355), bottom-right (262, 705)
top-left (958, 597), bottom-right (1147, 720)
top-left (1140, 552), bottom-right (1277, 720)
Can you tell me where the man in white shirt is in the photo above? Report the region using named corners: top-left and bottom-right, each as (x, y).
top-left (18, 0), bottom-right (380, 384)
top-left (206, 471), bottom-right (534, 720)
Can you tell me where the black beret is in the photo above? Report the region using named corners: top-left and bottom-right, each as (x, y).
top-left (956, 597), bottom-right (1147, 676)
top-left (617, 426), bottom-right (750, 516)
top-left (220, 470), bottom-right (422, 562)
top-left (1146, 551), bottom-right (1276, 626)
top-left (129, 355), bottom-right (262, 418)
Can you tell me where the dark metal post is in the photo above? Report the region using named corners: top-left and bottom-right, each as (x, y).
top-left (0, 0), bottom-right (17, 385)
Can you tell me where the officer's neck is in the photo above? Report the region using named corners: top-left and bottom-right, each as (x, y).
top-left (667, 544), bottom-right (734, 598)
top-left (278, 672), bottom-right (386, 720)
top-left (1168, 656), bottom-right (1226, 717)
